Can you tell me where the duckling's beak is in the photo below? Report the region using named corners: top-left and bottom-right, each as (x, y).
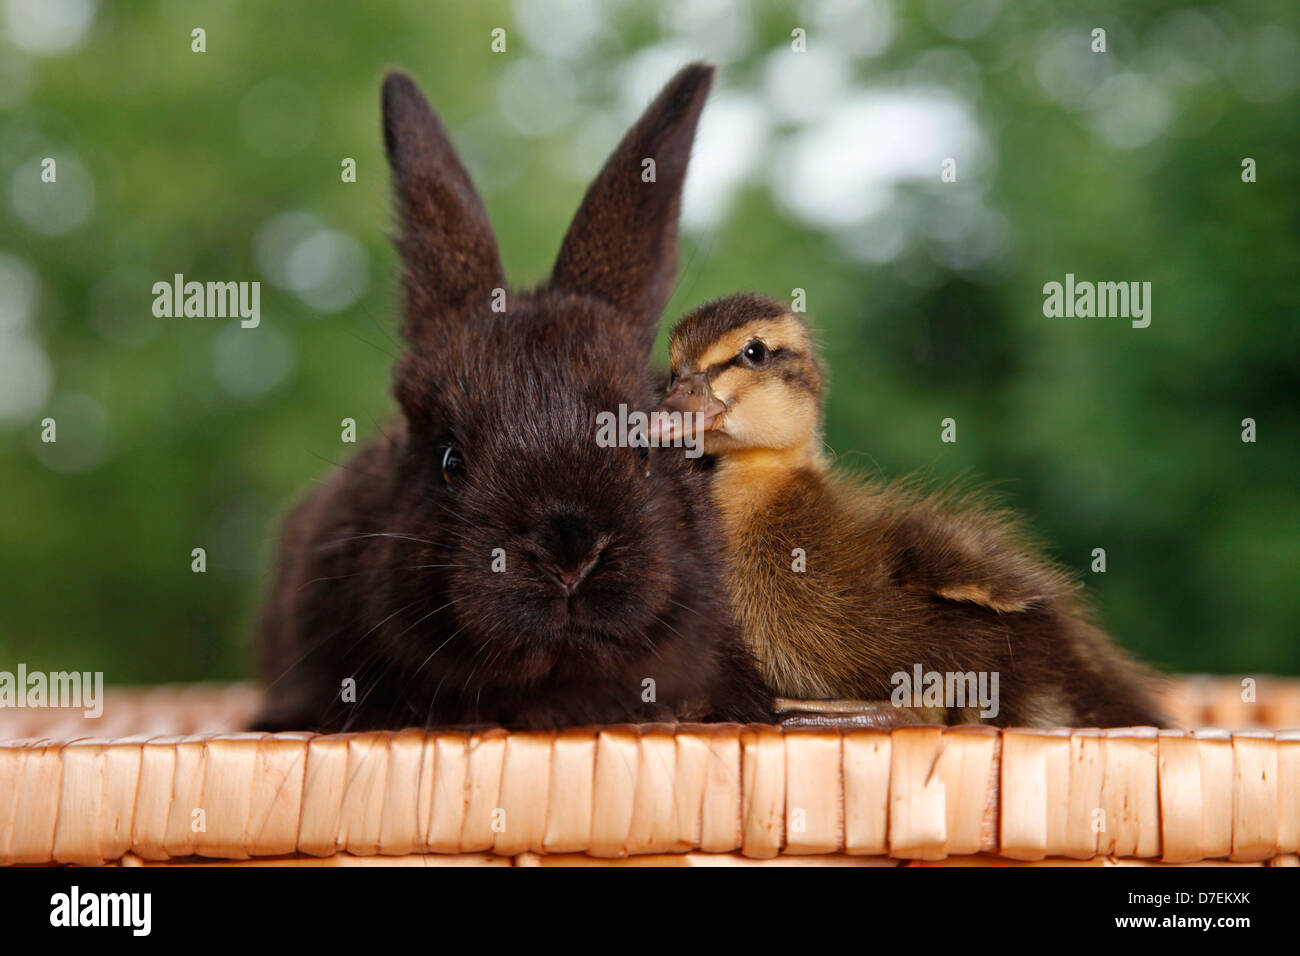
top-left (651, 373), bottom-right (726, 442)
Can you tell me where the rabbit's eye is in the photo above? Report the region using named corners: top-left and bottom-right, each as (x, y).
top-left (741, 340), bottom-right (768, 366)
top-left (441, 446), bottom-right (465, 486)
top-left (667, 372), bottom-right (677, 390)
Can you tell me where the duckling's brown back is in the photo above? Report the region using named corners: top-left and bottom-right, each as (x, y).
top-left (719, 467), bottom-right (1167, 727)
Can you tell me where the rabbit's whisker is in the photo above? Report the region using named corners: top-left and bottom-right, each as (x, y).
top-left (667, 598), bottom-right (704, 619)
top-left (294, 563), bottom-right (467, 591)
top-left (258, 617), bottom-right (356, 693)
top-left (305, 451), bottom-right (390, 483)
top-left (410, 624), bottom-right (467, 682)
top-left (383, 595), bottom-right (467, 646)
top-left (346, 597), bottom-right (427, 652)
top-left (312, 531), bottom-right (442, 553)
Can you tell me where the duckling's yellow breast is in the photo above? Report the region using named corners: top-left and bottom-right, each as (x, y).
top-left (711, 458), bottom-right (881, 698)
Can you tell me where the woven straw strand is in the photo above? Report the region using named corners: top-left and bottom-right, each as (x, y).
top-left (2, 725), bottom-right (1298, 866)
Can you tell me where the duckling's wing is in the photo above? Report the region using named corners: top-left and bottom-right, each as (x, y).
top-left (884, 504), bottom-right (1076, 614)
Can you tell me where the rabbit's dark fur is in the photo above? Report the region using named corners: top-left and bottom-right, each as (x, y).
top-left (253, 65), bottom-right (773, 732)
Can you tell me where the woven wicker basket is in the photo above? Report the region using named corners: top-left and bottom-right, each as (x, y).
top-left (2, 678), bottom-right (1297, 867)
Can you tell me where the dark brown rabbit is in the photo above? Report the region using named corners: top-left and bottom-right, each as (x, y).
top-left (253, 64), bottom-right (773, 732)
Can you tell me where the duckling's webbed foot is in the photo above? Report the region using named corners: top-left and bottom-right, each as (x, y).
top-left (776, 698), bottom-right (938, 729)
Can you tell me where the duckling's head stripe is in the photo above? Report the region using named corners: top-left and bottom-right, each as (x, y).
top-left (669, 293), bottom-right (792, 369)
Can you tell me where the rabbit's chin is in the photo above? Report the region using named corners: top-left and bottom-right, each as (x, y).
top-left (449, 595), bottom-right (663, 686)
top-left (464, 628), bottom-right (650, 688)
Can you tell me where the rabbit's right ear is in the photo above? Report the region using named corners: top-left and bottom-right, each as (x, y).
top-left (382, 72), bottom-right (505, 340)
top-left (549, 63), bottom-right (714, 353)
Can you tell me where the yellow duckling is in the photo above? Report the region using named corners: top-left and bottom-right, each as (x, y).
top-left (655, 293), bottom-right (1166, 727)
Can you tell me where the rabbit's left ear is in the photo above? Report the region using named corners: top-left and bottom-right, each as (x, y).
top-left (550, 63), bottom-right (713, 352)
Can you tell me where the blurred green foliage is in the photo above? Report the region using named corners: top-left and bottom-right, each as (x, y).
top-left (0, 0), bottom-right (1296, 683)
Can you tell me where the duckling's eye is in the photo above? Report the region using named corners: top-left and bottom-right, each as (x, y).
top-left (742, 340), bottom-right (768, 365)
top-left (441, 446), bottom-right (465, 486)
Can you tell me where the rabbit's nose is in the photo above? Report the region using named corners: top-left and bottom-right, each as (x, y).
top-left (548, 552), bottom-right (601, 596)
top-left (536, 515), bottom-right (611, 596)
top-left (537, 542), bottom-right (607, 597)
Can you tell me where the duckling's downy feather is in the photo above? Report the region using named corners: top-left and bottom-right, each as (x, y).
top-left (667, 295), bottom-right (1167, 727)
